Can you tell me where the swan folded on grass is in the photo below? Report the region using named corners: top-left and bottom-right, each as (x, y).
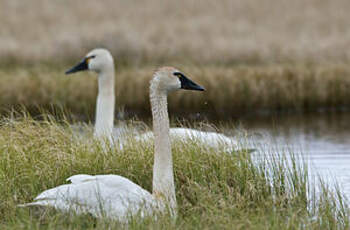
top-left (65, 48), bottom-right (239, 151)
top-left (137, 127), bottom-right (238, 152)
top-left (19, 67), bottom-right (205, 220)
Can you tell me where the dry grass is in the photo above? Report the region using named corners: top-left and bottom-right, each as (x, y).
top-left (1, 0), bottom-right (350, 65)
top-left (1, 64), bottom-right (350, 119)
top-left (2, 0), bottom-right (350, 118)
top-left (0, 116), bottom-right (348, 229)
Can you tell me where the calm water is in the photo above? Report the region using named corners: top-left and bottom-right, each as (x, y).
top-left (236, 112), bottom-right (350, 201)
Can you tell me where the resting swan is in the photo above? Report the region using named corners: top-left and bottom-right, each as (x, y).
top-left (65, 48), bottom-right (237, 150)
top-left (20, 67), bottom-right (205, 220)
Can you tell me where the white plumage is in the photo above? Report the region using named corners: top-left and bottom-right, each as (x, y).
top-left (22, 174), bottom-right (159, 220)
top-left (138, 128), bottom-right (237, 151)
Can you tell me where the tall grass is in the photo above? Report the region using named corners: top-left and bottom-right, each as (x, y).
top-left (1, 0), bottom-right (350, 65)
top-left (0, 115), bottom-right (348, 229)
top-left (1, 64), bottom-right (350, 119)
top-left (2, 0), bottom-right (350, 119)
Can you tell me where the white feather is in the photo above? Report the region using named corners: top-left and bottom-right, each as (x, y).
top-left (21, 174), bottom-right (160, 220)
top-left (137, 128), bottom-right (237, 151)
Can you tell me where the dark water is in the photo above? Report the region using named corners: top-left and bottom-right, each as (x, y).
top-left (235, 112), bottom-right (350, 200)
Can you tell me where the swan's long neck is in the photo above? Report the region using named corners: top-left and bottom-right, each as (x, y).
top-left (94, 67), bottom-right (115, 143)
top-left (150, 76), bottom-right (176, 211)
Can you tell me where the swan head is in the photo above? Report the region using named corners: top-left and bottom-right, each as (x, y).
top-left (65, 48), bottom-right (114, 74)
top-left (151, 67), bottom-right (205, 93)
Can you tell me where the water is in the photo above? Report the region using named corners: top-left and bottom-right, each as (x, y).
top-left (235, 112), bottom-right (350, 201)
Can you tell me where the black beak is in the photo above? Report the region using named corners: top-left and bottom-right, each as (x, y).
top-left (179, 74), bottom-right (205, 91)
top-left (65, 58), bottom-right (89, 75)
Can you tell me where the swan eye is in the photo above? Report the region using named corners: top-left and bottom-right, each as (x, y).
top-left (85, 55), bottom-right (96, 64)
top-left (173, 72), bottom-right (183, 78)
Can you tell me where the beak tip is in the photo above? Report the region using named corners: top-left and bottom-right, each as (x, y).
top-left (65, 68), bottom-right (75, 75)
top-left (195, 85), bottom-right (205, 91)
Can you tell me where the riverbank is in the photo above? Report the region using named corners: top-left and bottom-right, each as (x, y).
top-left (0, 116), bottom-right (348, 229)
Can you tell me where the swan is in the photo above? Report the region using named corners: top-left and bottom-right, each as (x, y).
top-left (65, 48), bottom-right (116, 144)
top-left (19, 67), bottom-right (205, 220)
top-left (65, 48), bottom-right (238, 150)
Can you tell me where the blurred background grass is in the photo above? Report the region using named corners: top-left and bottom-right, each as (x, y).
top-left (1, 0), bottom-right (350, 119)
top-left (1, 64), bottom-right (350, 120)
top-left (2, 0), bottom-right (350, 65)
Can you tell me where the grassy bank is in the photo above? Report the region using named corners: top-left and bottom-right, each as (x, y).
top-left (1, 64), bottom-right (350, 119)
top-left (0, 116), bottom-right (348, 229)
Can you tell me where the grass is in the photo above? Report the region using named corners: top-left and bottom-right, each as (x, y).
top-left (2, 0), bottom-right (350, 118)
top-left (1, 1), bottom-right (349, 228)
top-left (0, 114), bottom-right (349, 229)
top-left (1, 0), bottom-right (350, 65)
top-left (1, 64), bottom-right (350, 119)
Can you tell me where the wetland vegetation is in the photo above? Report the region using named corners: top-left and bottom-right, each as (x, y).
top-left (1, 0), bottom-right (350, 228)
top-left (0, 116), bottom-right (348, 229)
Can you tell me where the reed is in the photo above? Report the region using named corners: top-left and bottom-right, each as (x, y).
top-left (1, 64), bottom-right (350, 119)
top-left (0, 115), bottom-right (348, 229)
top-left (1, 0), bottom-right (350, 65)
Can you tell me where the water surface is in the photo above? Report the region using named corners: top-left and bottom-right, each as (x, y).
top-left (236, 112), bottom-right (350, 201)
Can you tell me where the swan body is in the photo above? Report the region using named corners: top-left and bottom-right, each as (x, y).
top-left (65, 49), bottom-right (235, 150)
top-left (20, 67), bottom-right (205, 220)
top-left (22, 174), bottom-right (158, 220)
top-left (137, 128), bottom-right (237, 151)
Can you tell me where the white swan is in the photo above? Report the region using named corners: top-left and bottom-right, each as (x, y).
top-left (65, 48), bottom-right (238, 150)
top-left (65, 48), bottom-right (116, 144)
top-left (20, 67), bottom-right (205, 220)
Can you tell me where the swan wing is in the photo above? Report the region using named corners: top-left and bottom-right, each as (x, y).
top-left (137, 128), bottom-right (237, 151)
top-left (20, 174), bottom-right (158, 220)
top-left (66, 174), bottom-right (96, 183)
top-left (171, 128), bottom-right (236, 143)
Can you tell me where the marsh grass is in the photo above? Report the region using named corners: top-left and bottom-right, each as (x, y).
top-left (0, 115), bottom-right (348, 229)
top-left (1, 64), bottom-right (350, 119)
top-left (1, 0), bottom-right (350, 65)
